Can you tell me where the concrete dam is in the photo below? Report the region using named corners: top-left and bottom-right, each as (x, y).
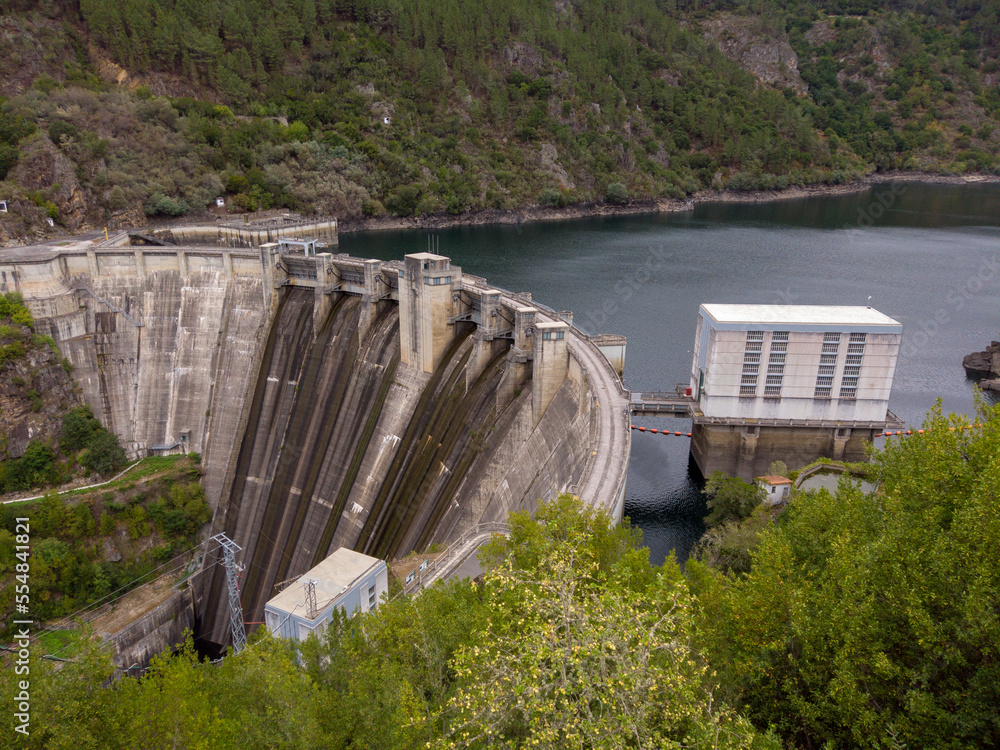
top-left (1, 236), bottom-right (630, 652)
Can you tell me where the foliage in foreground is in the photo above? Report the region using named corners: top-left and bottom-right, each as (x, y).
top-left (2, 402), bottom-right (998, 749)
top-left (690, 400), bottom-right (1000, 749)
top-left (438, 497), bottom-right (772, 749)
top-left (0, 495), bottom-right (771, 750)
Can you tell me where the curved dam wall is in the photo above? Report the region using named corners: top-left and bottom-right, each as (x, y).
top-left (0, 243), bottom-right (628, 654)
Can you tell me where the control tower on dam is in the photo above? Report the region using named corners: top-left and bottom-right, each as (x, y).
top-left (0, 232), bottom-right (630, 653)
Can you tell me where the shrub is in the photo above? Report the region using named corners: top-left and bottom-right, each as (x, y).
top-left (0, 441), bottom-right (57, 492)
top-left (0, 143), bottom-right (17, 180)
top-left (107, 185), bottom-right (128, 212)
top-left (702, 471), bottom-right (766, 527)
top-left (538, 188), bottom-right (561, 207)
top-left (605, 182), bottom-right (629, 204)
top-left (361, 198), bottom-right (385, 217)
top-left (233, 185), bottom-right (272, 212)
top-left (67, 502), bottom-right (96, 538)
top-left (0, 342), bottom-right (26, 365)
top-left (385, 185), bottom-right (422, 216)
top-left (27, 390), bottom-right (43, 412)
top-left (145, 193), bottom-right (189, 216)
top-left (1, 291), bottom-right (35, 329)
top-left (81, 430), bottom-right (127, 477)
top-left (48, 120), bottom-right (78, 146)
top-left (61, 405), bottom-right (102, 453)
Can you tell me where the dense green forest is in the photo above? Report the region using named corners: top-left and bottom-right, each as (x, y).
top-left (0, 0), bottom-right (998, 237)
top-left (2, 402), bottom-right (998, 749)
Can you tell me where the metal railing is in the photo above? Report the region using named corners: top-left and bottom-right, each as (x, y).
top-left (690, 414), bottom-right (901, 429)
top-left (74, 284), bottom-right (144, 327)
top-left (403, 522), bottom-right (509, 594)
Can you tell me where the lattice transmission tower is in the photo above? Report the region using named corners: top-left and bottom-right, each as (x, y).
top-left (211, 533), bottom-right (247, 654)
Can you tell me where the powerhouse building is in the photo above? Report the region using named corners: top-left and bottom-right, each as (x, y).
top-left (688, 304), bottom-right (903, 478)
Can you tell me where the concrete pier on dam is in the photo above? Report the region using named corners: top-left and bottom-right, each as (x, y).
top-left (0, 237), bottom-right (630, 654)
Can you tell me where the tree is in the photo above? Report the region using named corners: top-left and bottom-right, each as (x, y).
top-left (80, 430), bottom-right (126, 477)
top-left (690, 505), bottom-right (772, 576)
top-left (436, 495), bottom-right (773, 750)
top-left (694, 401), bottom-right (1000, 749)
top-left (605, 181), bottom-right (629, 204)
top-left (300, 577), bottom-right (487, 749)
top-left (702, 472), bottom-right (766, 527)
top-left (61, 405), bottom-right (102, 453)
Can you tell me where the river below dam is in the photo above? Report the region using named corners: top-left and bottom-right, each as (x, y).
top-left (340, 181), bottom-right (1000, 565)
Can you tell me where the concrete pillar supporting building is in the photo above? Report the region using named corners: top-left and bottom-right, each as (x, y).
top-left (478, 291), bottom-right (502, 337)
top-left (87, 249), bottom-right (99, 278)
top-left (466, 332), bottom-right (502, 391)
top-left (832, 427), bottom-right (851, 460)
top-left (532, 320), bottom-right (569, 424)
top-left (259, 243), bottom-right (285, 319)
top-left (398, 253), bottom-right (460, 374)
top-left (223, 252), bottom-right (233, 281)
top-left (464, 291), bottom-right (505, 390)
top-left (513, 307), bottom-right (536, 354)
top-left (735, 426), bottom-right (759, 479)
top-left (504, 305), bottom-right (536, 390)
top-left (358, 259), bottom-right (385, 341)
top-left (691, 423), bottom-right (878, 481)
top-left (134, 250), bottom-right (146, 281)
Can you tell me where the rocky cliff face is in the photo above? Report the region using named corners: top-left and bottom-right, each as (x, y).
top-left (702, 14), bottom-right (808, 96)
top-left (0, 337), bottom-right (79, 460)
top-left (964, 341), bottom-right (1000, 390)
top-left (12, 135), bottom-right (90, 231)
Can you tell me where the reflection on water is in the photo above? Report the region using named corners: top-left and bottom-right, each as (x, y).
top-left (342, 182), bottom-right (1000, 565)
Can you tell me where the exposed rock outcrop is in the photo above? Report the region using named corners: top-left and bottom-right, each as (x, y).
top-left (12, 136), bottom-right (89, 230)
top-left (703, 13), bottom-right (808, 96)
top-left (964, 341), bottom-right (1000, 390)
top-left (964, 341), bottom-right (1000, 375)
top-left (536, 143), bottom-right (575, 190)
top-left (0, 337), bottom-right (79, 460)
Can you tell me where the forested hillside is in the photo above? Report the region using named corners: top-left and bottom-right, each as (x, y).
top-left (0, 0), bottom-right (997, 240)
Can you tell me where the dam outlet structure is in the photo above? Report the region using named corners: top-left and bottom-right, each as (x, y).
top-left (0, 234), bottom-right (630, 655)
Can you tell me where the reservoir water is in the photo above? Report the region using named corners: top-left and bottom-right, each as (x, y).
top-left (340, 182), bottom-right (1000, 565)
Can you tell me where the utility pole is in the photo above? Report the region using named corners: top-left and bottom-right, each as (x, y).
top-left (211, 533), bottom-right (247, 654)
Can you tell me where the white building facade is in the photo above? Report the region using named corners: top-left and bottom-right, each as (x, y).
top-left (690, 304), bottom-right (902, 424)
top-left (264, 548), bottom-right (389, 642)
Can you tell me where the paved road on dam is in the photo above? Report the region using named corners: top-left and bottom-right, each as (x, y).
top-left (489, 286), bottom-right (630, 514)
top-left (566, 329), bottom-right (630, 512)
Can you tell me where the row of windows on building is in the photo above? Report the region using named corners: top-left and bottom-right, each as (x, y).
top-left (739, 331), bottom-right (866, 399)
top-left (541, 330), bottom-right (565, 341)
